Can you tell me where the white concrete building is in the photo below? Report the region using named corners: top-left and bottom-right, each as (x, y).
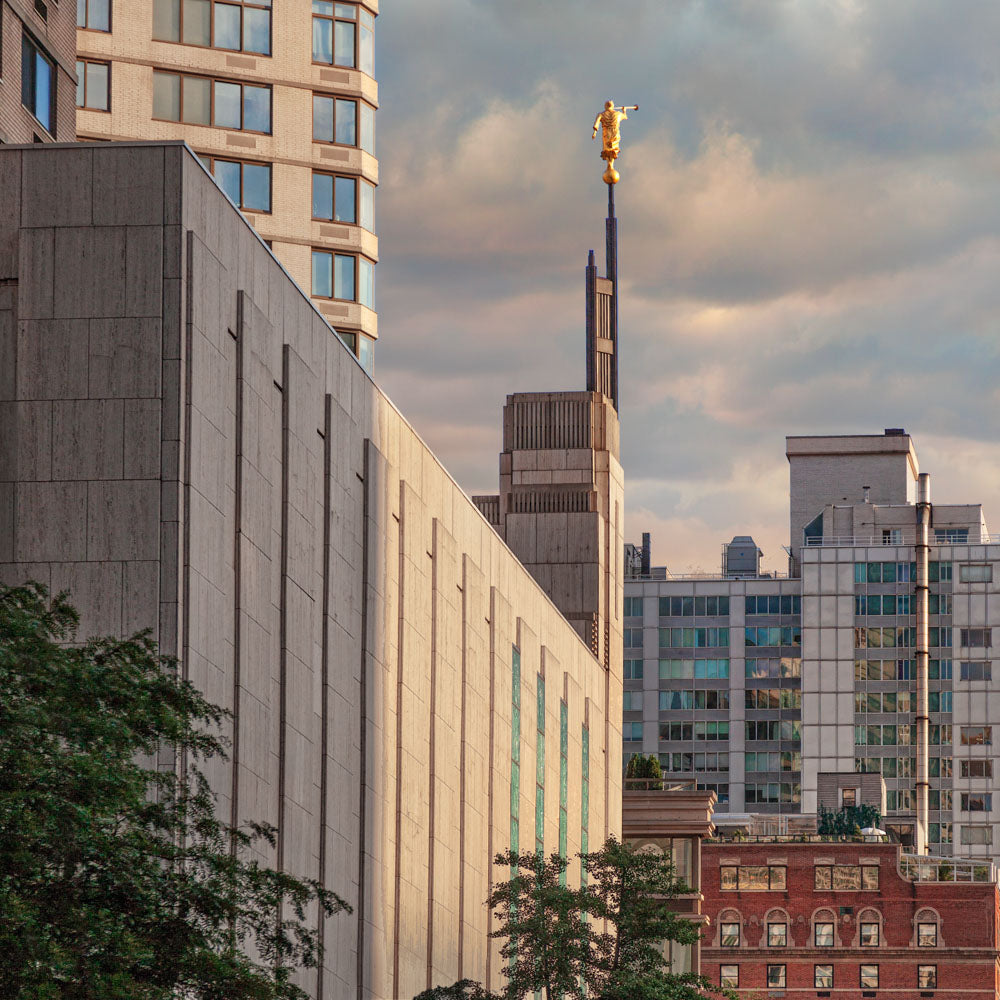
top-left (626, 430), bottom-right (1000, 862)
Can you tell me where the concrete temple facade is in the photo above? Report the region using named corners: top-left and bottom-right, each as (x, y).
top-left (0, 141), bottom-right (621, 998)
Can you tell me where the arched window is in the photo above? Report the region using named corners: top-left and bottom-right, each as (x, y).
top-left (857, 907), bottom-right (882, 947)
top-left (764, 907), bottom-right (791, 948)
top-left (915, 908), bottom-right (941, 948)
top-left (812, 907), bottom-right (837, 948)
top-left (718, 908), bottom-right (742, 948)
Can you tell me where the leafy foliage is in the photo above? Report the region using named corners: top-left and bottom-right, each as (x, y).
top-left (419, 838), bottom-right (735, 1000)
top-left (580, 837), bottom-right (703, 1000)
top-left (816, 803), bottom-right (881, 836)
top-left (0, 583), bottom-right (349, 1000)
top-left (487, 851), bottom-right (591, 999)
top-left (624, 753), bottom-right (663, 790)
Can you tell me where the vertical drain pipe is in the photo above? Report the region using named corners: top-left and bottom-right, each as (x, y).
top-left (915, 472), bottom-right (931, 856)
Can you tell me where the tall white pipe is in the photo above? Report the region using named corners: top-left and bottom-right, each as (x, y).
top-left (915, 472), bottom-right (931, 855)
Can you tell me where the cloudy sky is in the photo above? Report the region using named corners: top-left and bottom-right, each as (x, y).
top-left (372, 0), bottom-right (1000, 574)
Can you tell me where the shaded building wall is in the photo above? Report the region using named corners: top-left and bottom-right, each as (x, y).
top-left (0, 141), bottom-right (618, 999)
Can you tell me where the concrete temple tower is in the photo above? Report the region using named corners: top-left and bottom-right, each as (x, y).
top-left (474, 184), bottom-right (625, 830)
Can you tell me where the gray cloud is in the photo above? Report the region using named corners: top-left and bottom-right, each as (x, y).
top-left (374, 1), bottom-right (1000, 573)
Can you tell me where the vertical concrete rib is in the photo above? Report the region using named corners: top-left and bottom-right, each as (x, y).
top-left (425, 520), bottom-right (439, 990)
top-left (230, 293), bottom-right (245, 841)
top-left (485, 586), bottom-right (496, 993)
top-left (354, 436), bottom-right (370, 1000)
top-left (276, 345), bottom-right (290, 875)
top-left (457, 557), bottom-right (468, 979)
top-left (181, 231), bottom-right (195, 688)
top-left (317, 396), bottom-right (332, 1000)
top-left (391, 482), bottom-right (406, 999)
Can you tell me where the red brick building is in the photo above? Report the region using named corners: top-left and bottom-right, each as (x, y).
top-left (702, 840), bottom-right (1000, 998)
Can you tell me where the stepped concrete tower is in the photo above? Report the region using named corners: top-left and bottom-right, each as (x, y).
top-left (474, 182), bottom-right (626, 836)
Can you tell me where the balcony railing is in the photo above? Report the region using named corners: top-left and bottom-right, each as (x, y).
top-left (899, 853), bottom-right (996, 883)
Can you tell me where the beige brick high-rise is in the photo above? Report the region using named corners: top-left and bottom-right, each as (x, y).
top-left (75, 0), bottom-right (378, 368)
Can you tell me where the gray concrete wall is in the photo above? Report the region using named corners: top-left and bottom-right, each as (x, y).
top-left (0, 141), bottom-right (619, 999)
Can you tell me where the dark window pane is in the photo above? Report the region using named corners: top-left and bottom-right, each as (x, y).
top-left (182, 0), bottom-right (211, 45)
top-left (183, 75), bottom-right (211, 125)
top-left (214, 3), bottom-right (241, 49)
top-left (243, 163), bottom-right (270, 211)
top-left (334, 175), bottom-right (356, 223)
top-left (153, 0), bottom-right (181, 41)
top-left (335, 98), bottom-right (356, 144)
top-left (334, 20), bottom-right (355, 66)
top-left (334, 254), bottom-right (354, 300)
top-left (153, 71), bottom-right (181, 120)
top-left (313, 95), bottom-right (333, 141)
top-left (244, 7), bottom-right (270, 53)
top-left (213, 80), bottom-right (241, 127)
top-left (312, 173), bottom-right (333, 219)
top-left (86, 62), bottom-right (109, 109)
top-left (311, 251), bottom-right (332, 298)
top-left (312, 18), bottom-right (332, 62)
top-left (243, 85), bottom-right (270, 132)
top-left (24, 41), bottom-right (54, 132)
top-left (214, 160), bottom-right (241, 203)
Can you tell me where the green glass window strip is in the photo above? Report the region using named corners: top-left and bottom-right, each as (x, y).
top-left (581, 725), bottom-right (590, 884)
top-left (559, 700), bottom-right (569, 884)
top-left (510, 646), bottom-right (521, 861)
top-left (536, 675), bottom-right (545, 854)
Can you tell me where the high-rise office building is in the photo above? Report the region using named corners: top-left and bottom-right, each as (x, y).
top-left (626, 429), bottom-right (1000, 864)
top-left (0, 0), bottom-right (76, 141)
top-left (75, 0), bottom-right (379, 370)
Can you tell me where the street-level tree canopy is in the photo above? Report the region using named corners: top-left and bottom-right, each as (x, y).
top-left (0, 583), bottom-right (349, 1000)
top-left (417, 839), bottom-right (736, 1000)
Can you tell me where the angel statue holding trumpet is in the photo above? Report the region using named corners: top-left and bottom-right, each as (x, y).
top-left (591, 100), bottom-right (639, 184)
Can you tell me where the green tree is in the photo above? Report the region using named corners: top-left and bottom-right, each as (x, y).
top-left (485, 850), bottom-right (591, 1000)
top-left (417, 838), bottom-right (734, 1000)
top-left (581, 837), bottom-right (706, 1000)
top-left (0, 583), bottom-right (349, 999)
top-left (624, 753), bottom-right (663, 790)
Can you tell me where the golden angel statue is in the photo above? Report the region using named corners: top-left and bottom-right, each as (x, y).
top-left (592, 101), bottom-right (638, 184)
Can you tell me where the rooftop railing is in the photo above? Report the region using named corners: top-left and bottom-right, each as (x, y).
top-left (624, 571), bottom-right (792, 582)
top-left (899, 853), bottom-right (996, 883)
top-left (623, 778), bottom-right (698, 792)
top-left (803, 534), bottom-right (1000, 548)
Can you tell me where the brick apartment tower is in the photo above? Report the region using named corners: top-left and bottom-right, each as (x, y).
top-left (0, 0), bottom-right (76, 142)
top-left (475, 186), bottom-right (626, 833)
top-left (75, 0), bottom-right (379, 370)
